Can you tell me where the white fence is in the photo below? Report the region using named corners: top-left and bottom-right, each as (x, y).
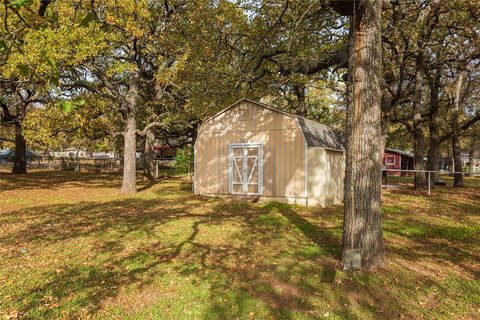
top-left (383, 168), bottom-right (479, 195)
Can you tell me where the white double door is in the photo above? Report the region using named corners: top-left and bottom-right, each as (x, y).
top-left (228, 143), bottom-right (263, 195)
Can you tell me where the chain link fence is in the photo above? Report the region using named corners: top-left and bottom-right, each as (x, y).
top-left (383, 168), bottom-right (480, 194)
top-left (0, 157), bottom-right (190, 177)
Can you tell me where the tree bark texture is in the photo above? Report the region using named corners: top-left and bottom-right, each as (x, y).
top-left (121, 114), bottom-right (138, 194)
top-left (120, 67), bottom-right (140, 194)
top-left (143, 127), bottom-right (156, 182)
top-left (12, 121), bottom-right (27, 174)
top-left (451, 134), bottom-right (463, 187)
top-left (451, 71), bottom-right (465, 187)
top-left (426, 69), bottom-right (441, 183)
top-left (294, 84), bottom-right (307, 117)
top-left (342, 0), bottom-right (385, 270)
top-left (412, 54), bottom-right (427, 189)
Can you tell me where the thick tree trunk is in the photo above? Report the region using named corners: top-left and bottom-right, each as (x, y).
top-left (451, 134), bottom-right (463, 187)
top-left (293, 84), bottom-right (307, 117)
top-left (12, 121), bottom-right (27, 174)
top-left (121, 115), bottom-right (138, 194)
top-left (412, 54), bottom-right (427, 190)
top-left (426, 138), bottom-right (439, 182)
top-left (143, 127), bottom-right (156, 182)
top-left (426, 69), bottom-right (441, 183)
top-left (342, 0), bottom-right (385, 270)
top-left (451, 71), bottom-right (465, 187)
top-left (120, 60), bottom-right (140, 194)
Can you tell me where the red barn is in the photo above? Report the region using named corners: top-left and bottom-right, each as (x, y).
top-left (154, 144), bottom-right (177, 160)
top-left (384, 148), bottom-right (414, 176)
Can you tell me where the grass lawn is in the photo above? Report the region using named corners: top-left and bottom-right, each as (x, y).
top-left (0, 171), bottom-right (479, 319)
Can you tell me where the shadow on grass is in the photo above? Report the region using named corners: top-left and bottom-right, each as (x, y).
top-left (0, 193), bottom-right (366, 319)
top-left (382, 184), bottom-right (480, 279)
top-left (265, 202), bottom-right (342, 258)
top-left (0, 170), bottom-right (183, 193)
top-left (1, 173), bottom-right (479, 319)
top-left (0, 170), bottom-right (122, 192)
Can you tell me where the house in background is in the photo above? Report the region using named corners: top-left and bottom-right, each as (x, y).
top-left (154, 144), bottom-right (177, 160)
top-left (461, 153), bottom-right (480, 173)
top-left (435, 153), bottom-right (480, 173)
top-left (194, 99), bottom-right (345, 207)
top-left (50, 149), bottom-right (89, 158)
top-left (383, 148), bottom-right (414, 176)
top-left (91, 151), bottom-right (116, 158)
top-left (0, 149), bottom-right (37, 163)
top-left (0, 149), bottom-right (11, 164)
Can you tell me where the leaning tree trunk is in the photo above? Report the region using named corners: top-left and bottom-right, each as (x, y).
top-left (412, 54), bottom-right (427, 190)
top-left (143, 127), bottom-right (156, 182)
top-left (12, 121), bottom-right (27, 174)
top-left (342, 0), bottom-right (385, 270)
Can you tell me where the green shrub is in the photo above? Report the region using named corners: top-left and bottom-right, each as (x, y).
top-left (175, 146), bottom-right (193, 173)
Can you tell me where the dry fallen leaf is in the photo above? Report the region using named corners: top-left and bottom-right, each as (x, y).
top-left (5, 310), bottom-right (19, 319)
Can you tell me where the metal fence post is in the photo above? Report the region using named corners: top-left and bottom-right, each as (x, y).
top-left (428, 171), bottom-right (431, 195)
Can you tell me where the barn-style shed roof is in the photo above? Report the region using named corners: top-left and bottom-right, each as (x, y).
top-left (385, 148), bottom-right (414, 158)
top-left (296, 117), bottom-right (344, 151)
top-left (205, 98), bottom-right (344, 152)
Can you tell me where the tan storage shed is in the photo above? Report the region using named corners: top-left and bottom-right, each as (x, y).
top-left (193, 99), bottom-right (345, 207)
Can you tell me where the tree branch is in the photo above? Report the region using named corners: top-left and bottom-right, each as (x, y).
top-left (136, 122), bottom-right (164, 137)
top-left (277, 45), bottom-right (348, 76)
top-left (0, 137), bottom-right (15, 142)
top-left (0, 100), bottom-right (15, 122)
top-left (439, 113), bottom-right (480, 143)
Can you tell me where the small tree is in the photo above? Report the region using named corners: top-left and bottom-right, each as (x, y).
top-left (175, 146), bottom-right (193, 177)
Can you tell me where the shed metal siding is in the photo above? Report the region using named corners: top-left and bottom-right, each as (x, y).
top-left (195, 101), bottom-right (306, 198)
top-left (307, 148), bottom-right (345, 206)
